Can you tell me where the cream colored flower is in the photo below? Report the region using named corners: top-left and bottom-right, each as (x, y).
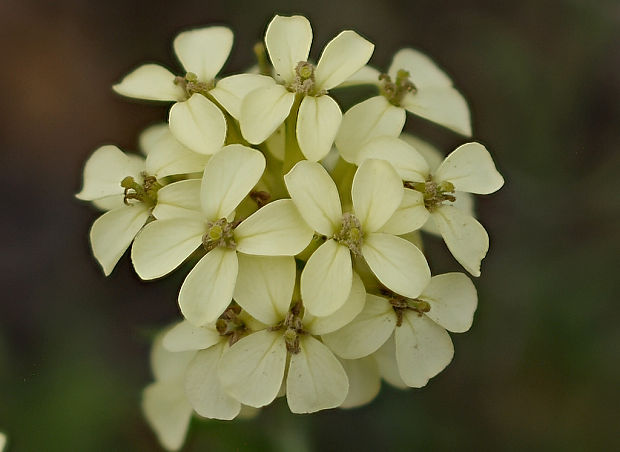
top-left (113, 26), bottom-right (272, 120)
top-left (351, 139), bottom-right (503, 276)
top-left (163, 318), bottom-right (243, 420)
top-left (76, 145), bottom-right (159, 275)
top-left (285, 159), bottom-right (430, 316)
top-left (240, 15), bottom-right (374, 161)
top-left (339, 48), bottom-right (471, 138)
top-left (323, 273), bottom-right (477, 387)
top-left (143, 329), bottom-right (196, 451)
top-left (131, 145), bottom-right (313, 325)
top-left (218, 255), bottom-right (366, 413)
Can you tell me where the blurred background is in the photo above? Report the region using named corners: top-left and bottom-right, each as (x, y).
top-left (1, 0), bottom-right (618, 450)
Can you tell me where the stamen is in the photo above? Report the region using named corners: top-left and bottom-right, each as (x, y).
top-left (203, 218), bottom-right (237, 251)
top-left (379, 69), bottom-right (417, 106)
top-left (333, 213), bottom-right (363, 256)
top-left (405, 180), bottom-right (456, 211)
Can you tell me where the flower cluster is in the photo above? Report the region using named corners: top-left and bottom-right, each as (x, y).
top-left (77, 14), bottom-right (503, 450)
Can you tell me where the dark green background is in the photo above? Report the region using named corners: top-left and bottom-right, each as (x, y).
top-left (1, 0), bottom-right (618, 450)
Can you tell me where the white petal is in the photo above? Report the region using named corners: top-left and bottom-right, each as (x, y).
top-left (379, 189), bottom-right (429, 235)
top-left (286, 335), bottom-right (348, 413)
top-left (357, 136), bottom-right (430, 182)
top-left (339, 357), bottom-right (381, 409)
top-left (434, 142), bottom-right (504, 194)
top-left (322, 294), bottom-right (395, 359)
top-left (402, 86), bottom-right (471, 136)
top-left (284, 160), bottom-right (342, 235)
top-left (422, 191), bottom-right (475, 237)
top-left (388, 48), bottom-right (452, 89)
top-left (210, 74), bottom-right (275, 119)
top-left (240, 84), bottom-right (295, 144)
top-left (169, 94), bottom-right (227, 155)
top-left (153, 179), bottom-right (202, 221)
top-left (395, 312), bottom-right (454, 387)
top-left (173, 26), bottom-right (233, 81)
top-left (163, 320), bottom-right (221, 352)
top-left (314, 31), bottom-right (374, 91)
top-left (218, 330), bottom-right (287, 407)
top-left (151, 330), bottom-right (197, 381)
top-left (352, 159), bottom-right (403, 233)
top-left (131, 218), bottom-right (204, 280)
top-left (265, 15), bottom-right (312, 83)
top-left (340, 64), bottom-right (381, 87)
top-left (200, 145), bottom-right (265, 220)
top-left (234, 254), bottom-right (295, 325)
top-left (143, 126), bottom-right (210, 178)
top-left (300, 239), bottom-right (352, 317)
top-left (142, 380), bottom-right (193, 451)
top-left (305, 271), bottom-right (365, 335)
top-left (432, 206), bottom-right (489, 277)
top-left (420, 273), bottom-right (477, 333)
top-left (76, 145), bottom-right (144, 202)
top-left (90, 204), bottom-right (150, 276)
top-left (179, 247), bottom-right (238, 325)
top-left (372, 334), bottom-right (407, 389)
top-left (335, 96), bottom-right (405, 164)
top-left (400, 133), bottom-right (443, 172)
top-left (185, 343), bottom-right (241, 420)
top-left (362, 233), bottom-right (430, 298)
top-left (113, 64), bottom-right (185, 102)
top-left (234, 199), bottom-right (314, 255)
top-left (296, 95), bottom-right (342, 161)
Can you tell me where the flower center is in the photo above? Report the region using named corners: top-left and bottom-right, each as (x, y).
top-left (289, 61), bottom-right (325, 96)
top-left (386, 293), bottom-right (431, 327)
top-left (121, 172), bottom-right (161, 207)
top-left (379, 69), bottom-right (417, 106)
top-left (406, 180), bottom-right (456, 212)
top-left (333, 213), bottom-right (363, 256)
top-left (216, 303), bottom-right (247, 345)
top-left (203, 218), bottom-right (237, 252)
top-left (174, 72), bottom-right (214, 97)
top-left (282, 301), bottom-right (305, 354)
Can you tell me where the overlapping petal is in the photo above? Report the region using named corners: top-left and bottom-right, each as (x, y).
top-left (314, 31), bottom-right (374, 91)
top-left (300, 239), bottom-right (352, 317)
top-left (379, 188), bottom-right (429, 235)
top-left (234, 254), bottom-right (295, 325)
top-left (169, 94), bottom-right (227, 155)
top-left (402, 86), bottom-right (471, 136)
top-left (210, 74), bottom-right (275, 119)
top-left (90, 204), bottom-right (150, 275)
top-left (322, 294), bottom-right (395, 359)
top-left (305, 271), bottom-right (366, 335)
top-left (240, 84), bottom-right (296, 144)
top-left (339, 357), bottom-right (381, 409)
top-left (219, 330), bottom-right (287, 407)
top-left (420, 273), bottom-right (477, 333)
top-left (185, 343), bottom-right (241, 420)
top-left (395, 312), bottom-right (454, 387)
top-left (362, 233), bottom-right (430, 298)
top-left (153, 179), bottom-right (202, 221)
top-left (352, 159), bottom-right (403, 233)
top-left (284, 160), bottom-right (342, 236)
top-left (178, 247), bottom-right (239, 325)
top-left (234, 199), bottom-right (314, 255)
top-left (286, 335), bottom-right (348, 413)
top-left (200, 145), bottom-right (265, 220)
top-left (131, 218), bottom-right (204, 280)
top-left (296, 95), bottom-right (342, 161)
top-left (357, 137), bottom-right (430, 183)
top-left (335, 96), bottom-right (405, 163)
top-left (163, 320), bottom-right (221, 352)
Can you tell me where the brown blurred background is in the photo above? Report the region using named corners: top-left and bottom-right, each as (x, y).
top-left (1, 0), bottom-right (619, 450)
